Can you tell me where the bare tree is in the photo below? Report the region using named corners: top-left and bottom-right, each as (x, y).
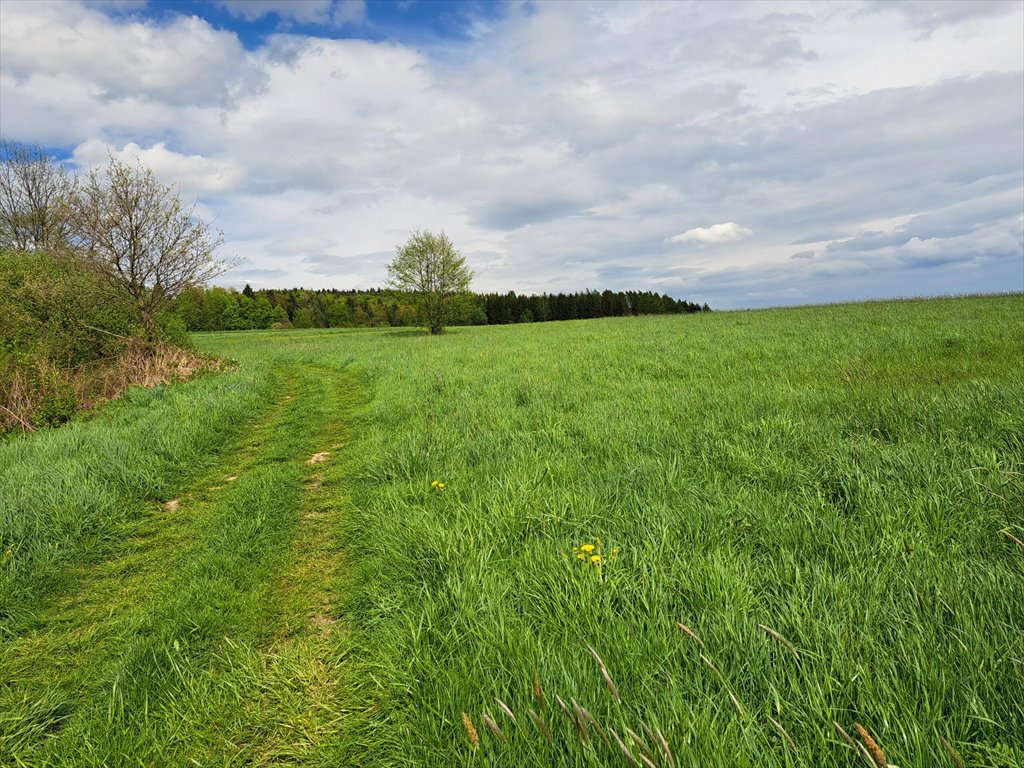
top-left (0, 140), bottom-right (76, 251)
top-left (66, 156), bottom-right (229, 338)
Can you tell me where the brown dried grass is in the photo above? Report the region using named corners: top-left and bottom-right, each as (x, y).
top-left (1, 340), bottom-right (226, 432)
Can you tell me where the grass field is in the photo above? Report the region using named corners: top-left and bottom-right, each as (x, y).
top-left (1, 294), bottom-right (1022, 767)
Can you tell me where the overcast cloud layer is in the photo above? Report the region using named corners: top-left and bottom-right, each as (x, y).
top-left (2, 0), bottom-right (1021, 307)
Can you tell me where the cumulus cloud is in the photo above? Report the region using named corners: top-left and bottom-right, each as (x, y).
top-left (669, 223), bottom-right (753, 245)
top-left (0, 2), bottom-right (256, 108)
top-left (71, 140), bottom-right (244, 197)
top-left (1, 0), bottom-right (1021, 306)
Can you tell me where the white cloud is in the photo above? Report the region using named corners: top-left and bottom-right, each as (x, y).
top-left (0, 2), bottom-right (255, 108)
top-left (71, 140), bottom-right (244, 198)
top-left (1, 0), bottom-right (1021, 306)
top-left (669, 223), bottom-right (753, 245)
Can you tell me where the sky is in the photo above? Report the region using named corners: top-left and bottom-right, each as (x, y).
top-left (1, 0), bottom-right (1022, 308)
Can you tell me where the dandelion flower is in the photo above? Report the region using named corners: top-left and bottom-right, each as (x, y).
top-left (580, 544), bottom-right (595, 553)
top-left (590, 554), bottom-right (602, 564)
top-left (438, 483), bottom-right (446, 490)
top-left (431, 480), bottom-right (439, 487)
top-left (576, 554), bottom-right (586, 560)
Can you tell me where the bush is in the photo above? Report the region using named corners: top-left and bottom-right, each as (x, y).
top-left (32, 376), bottom-right (77, 428)
top-left (0, 248), bottom-right (212, 432)
top-left (154, 311), bottom-right (192, 349)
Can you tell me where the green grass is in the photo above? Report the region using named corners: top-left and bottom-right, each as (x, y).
top-left (2, 294), bottom-right (1022, 766)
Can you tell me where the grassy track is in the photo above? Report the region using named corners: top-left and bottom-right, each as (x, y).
top-left (0, 362), bottom-right (361, 765)
top-left (2, 295), bottom-right (1022, 766)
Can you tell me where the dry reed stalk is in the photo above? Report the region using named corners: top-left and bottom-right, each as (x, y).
top-left (528, 708), bottom-right (553, 743)
top-left (768, 716), bottom-right (798, 752)
top-left (1002, 530), bottom-right (1024, 549)
top-left (625, 726), bottom-right (658, 764)
top-left (834, 721), bottom-right (859, 750)
top-left (654, 727), bottom-right (676, 768)
top-left (587, 644), bottom-right (622, 703)
top-left (699, 654), bottom-right (745, 718)
top-left (833, 721), bottom-right (876, 767)
top-left (855, 723), bottom-right (887, 767)
top-left (566, 698), bottom-right (591, 745)
top-left (482, 712), bottom-right (505, 741)
top-left (0, 402), bottom-right (34, 431)
top-left (939, 735), bottom-right (964, 768)
top-left (574, 700), bottom-right (609, 747)
top-left (495, 698), bottom-right (516, 722)
top-left (758, 624), bottom-right (800, 659)
top-left (609, 728), bottom-right (640, 768)
top-left (532, 668), bottom-right (545, 710)
top-left (676, 623), bottom-right (704, 646)
top-left (641, 723), bottom-right (657, 751)
top-left (555, 693), bottom-right (574, 721)
top-left (461, 712), bottom-right (480, 749)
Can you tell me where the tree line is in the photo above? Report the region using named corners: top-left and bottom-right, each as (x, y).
top-left (174, 285), bottom-right (709, 331)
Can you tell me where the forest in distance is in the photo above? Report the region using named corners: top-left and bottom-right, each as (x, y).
top-left (173, 284), bottom-right (711, 332)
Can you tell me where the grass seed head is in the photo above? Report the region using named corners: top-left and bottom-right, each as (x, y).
top-left (461, 712), bottom-right (480, 749)
top-left (939, 735), bottom-right (964, 768)
top-left (528, 707), bottom-right (553, 743)
top-left (654, 727), bottom-right (676, 768)
top-left (768, 716), bottom-right (798, 752)
top-left (532, 668), bottom-right (545, 709)
top-left (482, 711), bottom-right (505, 741)
top-left (574, 700), bottom-right (609, 747)
top-left (676, 622), bottom-right (705, 646)
top-left (625, 726), bottom-right (657, 762)
top-left (610, 728), bottom-right (640, 768)
top-left (759, 623), bottom-right (800, 659)
top-left (587, 644), bottom-right (622, 703)
top-left (495, 697), bottom-right (516, 722)
top-left (855, 723), bottom-right (887, 767)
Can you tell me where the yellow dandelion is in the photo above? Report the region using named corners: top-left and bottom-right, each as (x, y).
top-left (438, 483), bottom-right (446, 490)
top-left (576, 553), bottom-right (586, 560)
top-left (431, 480), bottom-right (439, 487)
top-left (590, 554), bottom-right (602, 564)
top-left (580, 544), bottom-right (595, 553)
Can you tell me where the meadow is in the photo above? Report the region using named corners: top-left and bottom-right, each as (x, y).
top-left (1, 294), bottom-right (1022, 767)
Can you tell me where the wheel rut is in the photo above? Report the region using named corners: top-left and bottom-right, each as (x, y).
top-left (0, 361), bottom-right (361, 766)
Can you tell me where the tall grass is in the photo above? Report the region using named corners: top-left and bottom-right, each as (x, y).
top-left (201, 294), bottom-right (1024, 766)
top-left (1, 295), bottom-right (1020, 766)
top-left (0, 361), bottom-right (274, 633)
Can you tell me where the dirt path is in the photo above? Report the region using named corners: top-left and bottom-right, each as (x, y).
top-left (0, 362), bottom-right (360, 766)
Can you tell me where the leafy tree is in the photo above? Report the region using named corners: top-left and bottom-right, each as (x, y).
top-left (66, 156), bottom-right (228, 339)
top-left (387, 229), bottom-right (473, 335)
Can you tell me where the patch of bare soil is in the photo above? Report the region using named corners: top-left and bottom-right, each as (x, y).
top-left (305, 452), bottom-right (330, 465)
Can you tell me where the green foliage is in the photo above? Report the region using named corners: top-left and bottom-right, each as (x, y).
top-left (30, 376), bottom-right (77, 428)
top-left (154, 311), bottom-right (192, 349)
top-left (0, 249), bottom-right (130, 365)
top-left (387, 229), bottom-right (474, 334)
